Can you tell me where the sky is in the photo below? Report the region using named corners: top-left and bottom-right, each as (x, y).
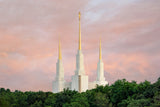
top-left (0, 0), bottom-right (160, 91)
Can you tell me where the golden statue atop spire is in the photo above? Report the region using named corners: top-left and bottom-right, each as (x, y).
top-left (79, 12), bottom-right (81, 50)
top-left (59, 40), bottom-right (62, 60)
top-left (99, 39), bottom-right (102, 60)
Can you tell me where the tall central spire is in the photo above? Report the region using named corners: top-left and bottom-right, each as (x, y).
top-left (71, 12), bottom-right (88, 92)
top-left (59, 40), bottom-right (62, 60)
top-left (79, 12), bottom-right (81, 50)
top-left (99, 39), bottom-right (102, 60)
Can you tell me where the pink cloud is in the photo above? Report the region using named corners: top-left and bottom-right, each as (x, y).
top-left (0, 0), bottom-right (160, 91)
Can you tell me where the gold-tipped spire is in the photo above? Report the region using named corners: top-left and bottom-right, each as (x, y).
top-left (79, 12), bottom-right (81, 50)
top-left (59, 40), bottom-right (62, 60)
top-left (99, 39), bottom-right (102, 60)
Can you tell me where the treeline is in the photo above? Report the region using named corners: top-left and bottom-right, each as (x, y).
top-left (0, 78), bottom-right (160, 107)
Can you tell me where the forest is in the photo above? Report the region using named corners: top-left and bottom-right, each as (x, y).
top-left (0, 77), bottom-right (160, 107)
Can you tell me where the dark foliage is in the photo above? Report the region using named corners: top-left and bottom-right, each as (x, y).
top-left (0, 77), bottom-right (160, 107)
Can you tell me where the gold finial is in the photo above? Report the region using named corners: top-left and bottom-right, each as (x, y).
top-left (99, 39), bottom-right (102, 60)
top-left (79, 12), bottom-right (81, 21)
top-left (79, 12), bottom-right (81, 50)
top-left (59, 40), bottom-right (62, 60)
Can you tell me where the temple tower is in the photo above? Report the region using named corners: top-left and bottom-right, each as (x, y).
top-left (53, 40), bottom-right (65, 93)
top-left (71, 12), bottom-right (88, 92)
top-left (96, 40), bottom-right (108, 86)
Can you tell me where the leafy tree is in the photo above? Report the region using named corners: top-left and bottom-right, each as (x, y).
top-left (117, 97), bottom-right (132, 107)
top-left (30, 101), bottom-right (42, 107)
top-left (110, 79), bottom-right (137, 106)
top-left (151, 92), bottom-right (160, 107)
top-left (55, 88), bottom-right (78, 107)
top-left (63, 93), bottom-right (89, 107)
top-left (94, 92), bottom-right (110, 107)
top-left (127, 99), bottom-right (151, 107)
top-left (85, 90), bottom-right (96, 107)
top-left (44, 94), bottom-right (56, 107)
top-left (136, 80), bottom-right (151, 95)
top-left (0, 77), bottom-right (160, 107)
top-left (0, 88), bottom-right (5, 93)
top-left (0, 97), bottom-right (11, 107)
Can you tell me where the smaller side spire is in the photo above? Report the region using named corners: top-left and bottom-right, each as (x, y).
top-left (99, 39), bottom-right (102, 60)
top-left (59, 40), bottom-right (62, 60)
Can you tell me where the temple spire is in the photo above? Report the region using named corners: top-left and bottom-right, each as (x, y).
top-left (59, 40), bottom-right (62, 60)
top-left (99, 39), bottom-right (102, 60)
top-left (79, 12), bottom-right (81, 50)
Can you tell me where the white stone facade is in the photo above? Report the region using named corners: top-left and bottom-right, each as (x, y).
top-left (71, 50), bottom-right (88, 92)
top-left (52, 41), bottom-right (108, 93)
top-left (52, 12), bottom-right (108, 93)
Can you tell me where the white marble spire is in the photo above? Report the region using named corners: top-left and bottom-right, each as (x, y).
top-left (75, 12), bottom-right (85, 76)
top-left (71, 12), bottom-right (88, 92)
top-left (96, 40), bottom-right (108, 85)
top-left (53, 40), bottom-right (65, 93)
top-left (56, 40), bottom-right (64, 81)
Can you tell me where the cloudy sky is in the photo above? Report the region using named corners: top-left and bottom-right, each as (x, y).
top-left (0, 0), bottom-right (160, 91)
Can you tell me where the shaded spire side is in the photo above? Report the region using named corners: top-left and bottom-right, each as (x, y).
top-left (79, 12), bottom-right (81, 50)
